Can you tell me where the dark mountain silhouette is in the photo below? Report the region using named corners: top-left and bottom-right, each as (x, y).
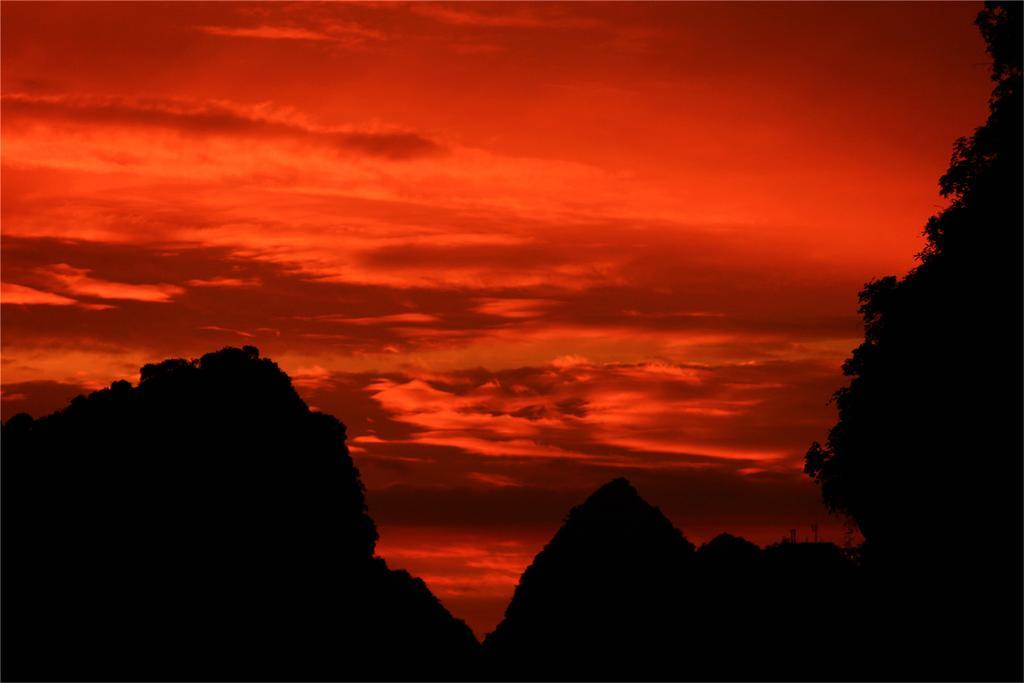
top-left (483, 478), bottom-right (694, 679)
top-left (483, 479), bottom-right (858, 681)
top-left (1, 346), bottom-right (478, 682)
top-left (805, 3), bottom-right (1022, 679)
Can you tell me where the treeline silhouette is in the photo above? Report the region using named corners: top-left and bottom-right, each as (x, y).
top-left (805, 2), bottom-right (1022, 680)
top-left (2, 346), bottom-right (478, 682)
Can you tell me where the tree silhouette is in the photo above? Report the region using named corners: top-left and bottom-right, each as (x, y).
top-left (805, 3), bottom-right (1022, 679)
top-left (2, 346), bottom-right (478, 682)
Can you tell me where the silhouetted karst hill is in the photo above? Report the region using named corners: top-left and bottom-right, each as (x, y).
top-left (1, 346), bottom-right (478, 682)
top-left (483, 478), bottom-right (695, 679)
top-left (483, 480), bottom-right (860, 681)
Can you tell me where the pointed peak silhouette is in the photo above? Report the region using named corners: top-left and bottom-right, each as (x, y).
top-left (565, 476), bottom-right (653, 519)
top-left (515, 479), bottom-right (694, 566)
top-left (483, 479), bottom-right (695, 677)
top-left (548, 477), bottom-right (695, 557)
top-left (581, 475), bottom-right (640, 502)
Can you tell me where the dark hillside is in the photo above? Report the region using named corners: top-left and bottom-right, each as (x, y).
top-left (2, 346), bottom-right (478, 681)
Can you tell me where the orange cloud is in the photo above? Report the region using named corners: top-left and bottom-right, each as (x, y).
top-left (467, 472), bottom-right (522, 488)
top-left (473, 298), bottom-right (558, 319)
top-left (355, 358), bottom-right (829, 475)
top-left (3, 93), bottom-right (443, 160)
top-left (40, 264), bottom-right (183, 302)
top-left (321, 313), bottom-right (442, 326)
top-left (197, 24), bottom-right (336, 41)
top-left (2, 282), bottom-right (77, 306)
top-left (186, 277), bottom-right (260, 287)
top-left (198, 325), bottom-right (254, 338)
top-left (412, 4), bottom-right (603, 30)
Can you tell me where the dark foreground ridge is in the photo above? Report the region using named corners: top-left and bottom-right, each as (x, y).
top-left (482, 478), bottom-right (859, 681)
top-left (1, 346), bottom-right (478, 682)
top-left (2, 348), bottom-right (1020, 681)
top-left (485, 474), bottom-right (1021, 681)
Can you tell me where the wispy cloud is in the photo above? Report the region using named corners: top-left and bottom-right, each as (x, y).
top-left (198, 325), bottom-right (254, 338)
top-left (195, 20), bottom-right (385, 44)
top-left (186, 277), bottom-right (260, 288)
top-left (3, 93), bottom-right (442, 160)
top-left (2, 282), bottom-right (78, 306)
top-left (413, 5), bottom-right (603, 30)
top-left (352, 358), bottom-right (834, 472)
top-left (318, 313), bottom-right (442, 326)
top-left (196, 25), bottom-right (335, 41)
top-left (473, 298), bottom-right (558, 320)
top-left (40, 264), bottom-right (184, 302)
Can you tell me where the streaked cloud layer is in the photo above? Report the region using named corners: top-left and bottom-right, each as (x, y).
top-left (1, 1), bottom-right (990, 637)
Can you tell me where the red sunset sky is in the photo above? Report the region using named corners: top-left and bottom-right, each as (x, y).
top-left (1, 2), bottom-right (992, 637)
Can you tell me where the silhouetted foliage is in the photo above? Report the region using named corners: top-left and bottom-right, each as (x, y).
top-left (1, 346), bottom-right (478, 682)
top-left (805, 3), bottom-right (1022, 679)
